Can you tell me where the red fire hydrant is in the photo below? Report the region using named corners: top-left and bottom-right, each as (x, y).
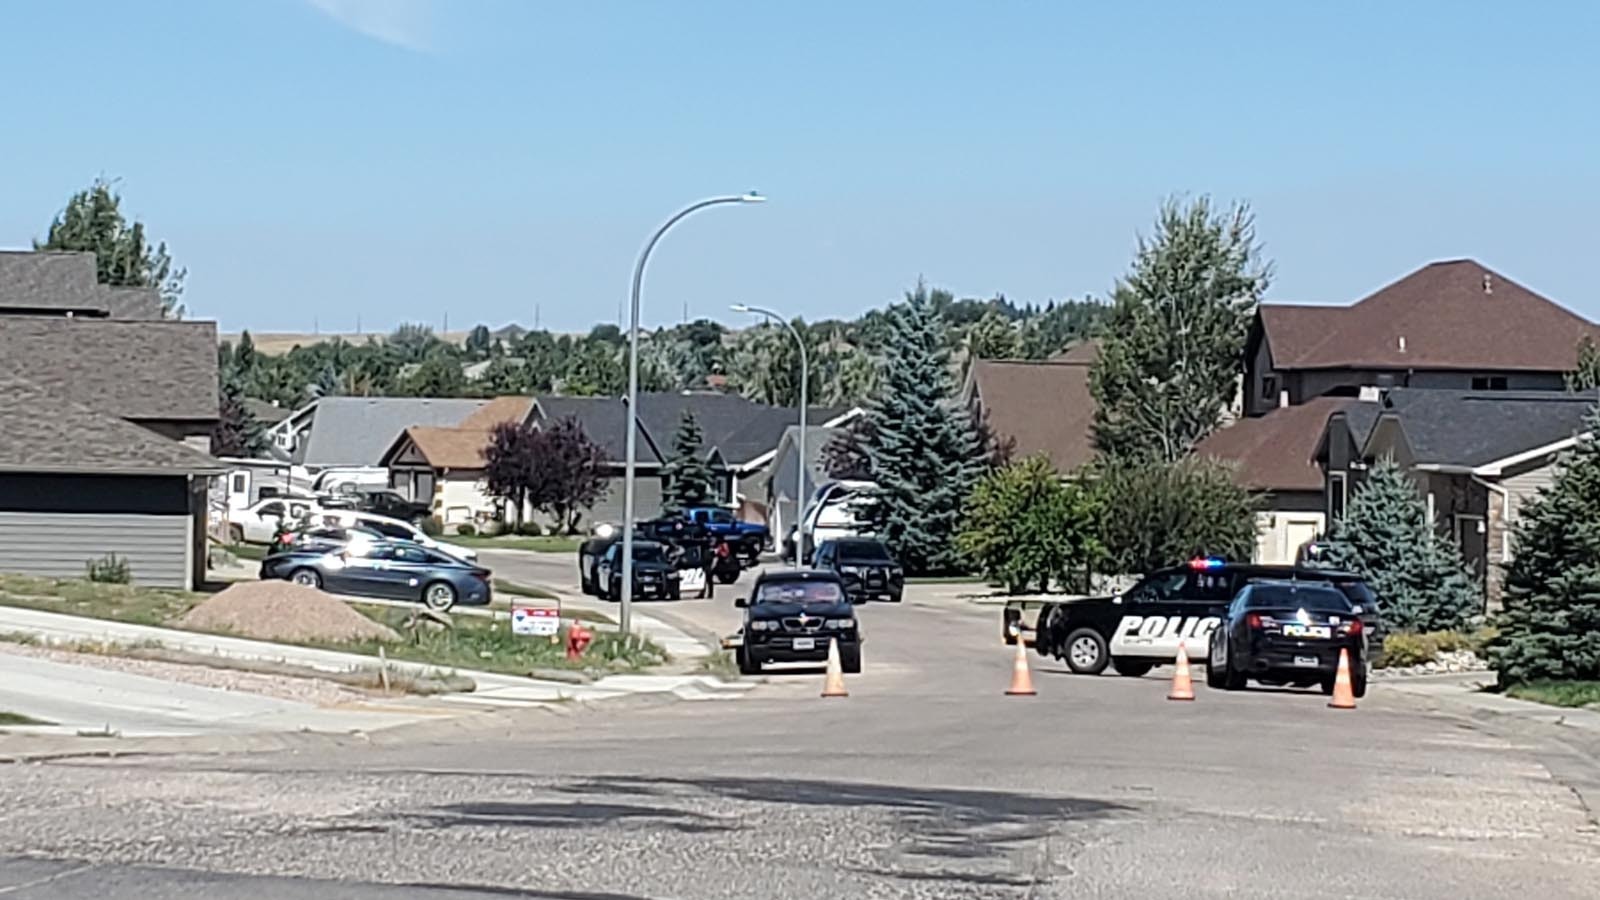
top-left (566, 622), bottom-right (593, 661)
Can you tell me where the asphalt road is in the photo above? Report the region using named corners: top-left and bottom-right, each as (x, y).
top-left (2, 573), bottom-right (1597, 899)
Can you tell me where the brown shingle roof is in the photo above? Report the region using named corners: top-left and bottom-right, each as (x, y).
top-left (1194, 396), bottom-right (1351, 492)
top-left (1050, 340), bottom-right (1100, 364)
top-left (1260, 260), bottom-right (1598, 371)
top-left (0, 316), bottom-right (218, 421)
top-left (403, 426), bottom-right (492, 470)
top-left (0, 369), bottom-right (221, 475)
top-left (968, 359), bottom-right (1097, 472)
top-left (457, 395), bottom-right (534, 430)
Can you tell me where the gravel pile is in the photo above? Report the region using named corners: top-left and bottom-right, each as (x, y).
top-left (179, 581), bottom-right (400, 644)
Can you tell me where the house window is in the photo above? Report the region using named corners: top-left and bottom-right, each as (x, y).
top-left (1327, 472), bottom-right (1347, 522)
top-left (1261, 375), bottom-right (1278, 404)
top-left (1470, 376), bottom-right (1508, 391)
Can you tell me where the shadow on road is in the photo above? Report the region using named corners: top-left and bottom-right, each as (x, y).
top-left (411, 801), bottom-right (734, 834)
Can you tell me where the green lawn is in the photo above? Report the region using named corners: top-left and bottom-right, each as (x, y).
top-left (0, 711), bottom-right (55, 727)
top-left (1505, 680), bottom-right (1600, 708)
top-left (449, 534), bottom-right (583, 553)
top-left (0, 574), bottom-right (658, 676)
top-left (225, 543), bottom-right (267, 561)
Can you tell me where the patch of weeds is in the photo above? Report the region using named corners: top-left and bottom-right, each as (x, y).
top-left (85, 554), bottom-right (132, 584)
top-left (1505, 680), bottom-right (1600, 708)
top-left (0, 631), bottom-right (40, 646)
top-left (696, 649), bottom-right (738, 679)
top-left (0, 711), bottom-right (54, 726)
top-left (0, 577), bottom-right (206, 628)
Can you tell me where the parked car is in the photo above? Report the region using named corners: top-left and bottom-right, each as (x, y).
top-left (813, 537), bottom-right (904, 603)
top-left (305, 510), bottom-right (478, 562)
top-left (259, 539), bottom-right (492, 611)
top-left (275, 524), bottom-right (385, 555)
top-left (230, 496), bottom-right (320, 544)
top-left (735, 569), bottom-right (861, 675)
top-left (341, 487), bottom-right (431, 524)
top-left (1206, 580), bottom-right (1370, 697)
top-left (787, 480), bottom-right (875, 564)
top-left (595, 540), bottom-right (680, 602)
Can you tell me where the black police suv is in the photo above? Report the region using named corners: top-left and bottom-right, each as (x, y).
top-left (735, 569), bottom-right (861, 675)
top-left (595, 540), bottom-right (681, 602)
top-left (1011, 559), bottom-right (1380, 678)
top-left (813, 538), bottom-right (904, 603)
top-left (1206, 580), bottom-right (1370, 697)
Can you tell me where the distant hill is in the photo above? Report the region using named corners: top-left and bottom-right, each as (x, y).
top-left (215, 331), bottom-right (470, 354)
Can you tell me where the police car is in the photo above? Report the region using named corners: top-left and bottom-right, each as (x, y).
top-left (1007, 559), bottom-right (1380, 677)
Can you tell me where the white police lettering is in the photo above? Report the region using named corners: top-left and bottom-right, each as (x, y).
top-left (1109, 615), bottom-right (1219, 656)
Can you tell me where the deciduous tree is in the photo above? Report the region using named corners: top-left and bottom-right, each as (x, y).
top-left (958, 455), bottom-right (1101, 593)
top-left (483, 421), bottom-right (538, 530)
top-left (528, 416), bottom-right (610, 533)
top-left (36, 178), bottom-right (186, 317)
top-left (1092, 457), bottom-right (1259, 575)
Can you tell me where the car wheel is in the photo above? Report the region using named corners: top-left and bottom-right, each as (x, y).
top-left (424, 581), bottom-right (457, 612)
top-left (1352, 662), bottom-right (1369, 699)
top-left (716, 570), bottom-right (739, 585)
top-left (1111, 658), bottom-right (1154, 678)
top-left (228, 524), bottom-right (245, 544)
top-left (667, 587), bottom-right (681, 602)
top-left (1063, 628), bottom-right (1110, 675)
top-left (580, 563), bottom-right (595, 595)
top-left (1224, 653), bottom-right (1248, 691)
top-left (737, 646), bottom-right (762, 676)
top-left (840, 646), bottom-right (862, 674)
top-left (290, 568), bottom-right (322, 589)
top-left (1205, 640), bottom-right (1226, 689)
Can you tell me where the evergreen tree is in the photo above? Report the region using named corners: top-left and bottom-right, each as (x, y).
top-left (211, 382), bottom-right (267, 458)
top-left (1090, 196), bottom-right (1269, 462)
top-left (1566, 336), bottom-right (1600, 392)
top-left (1492, 407), bottom-right (1600, 684)
top-left (859, 282), bottom-right (986, 574)
top-left (36, 178), bottom-right (186, 317)
top-left (661, 411), bottom-right (717, 512)
top-left (464, 324), bottom-right (494, 360)
top-left (1323, 458), bottom-right (1481, 633)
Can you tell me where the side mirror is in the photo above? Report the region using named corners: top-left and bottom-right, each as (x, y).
top-left (733, 597), bottom-right (749, 608)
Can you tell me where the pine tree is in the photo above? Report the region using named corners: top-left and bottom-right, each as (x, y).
top-left (661, 410), bottom-right (716, 513)
top-left (36, 178), bottom-right (187, 317)
top-left (860, 282), bottom-right (986, 574)
top-left (1090, 196), bottom-right (1269, 462)
top-left (1492, 406), bottom-right (1600, 684)
top-left (211, 382), bottom-right (266, 457)
top-left (1323, 458), bottom-right (1480, 633)
top-left (1566, 336), bottom-right (1600, 392)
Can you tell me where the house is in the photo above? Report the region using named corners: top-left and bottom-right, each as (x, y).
top-left (0, 249), bottom-right (220, 588)
top-left (1194, 397), bottom-right (1353, 564)
top-left (281, 396), bottom-right (489, 468)
top-left (383, 396), bottom-right (538, 528)
top-left (963, 351), bottom-right (1098, 473)
top-left (1245, 260), bottom-right (1596, 417)
top-left (744, 425), bottom-right (843, 540)
top-left (1317, 389), bottom-right (1596, 609)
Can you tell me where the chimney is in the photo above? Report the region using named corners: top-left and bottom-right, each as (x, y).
top-left (1483, 273), bottom-right (1493, 294)
top-left (1397, 335), bottom-right (1407, 353)
top-left (1279, 389), bottom-right (1290, 409)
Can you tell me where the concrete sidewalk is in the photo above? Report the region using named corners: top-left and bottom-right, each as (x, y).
top-left (0, 605), bottom-right (751, 716)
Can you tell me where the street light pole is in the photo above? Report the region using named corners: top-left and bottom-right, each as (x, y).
top-left (620, 193), bottom-right (764, 636)
top-left (732, 304), bottom-right (806, 568)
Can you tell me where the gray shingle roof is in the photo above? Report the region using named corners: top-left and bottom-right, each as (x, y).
top-left (0, 251), bottom-right (106, 314)
top-left (100, 286), bottom-right (163, 320)
top-left (1365, 389), bottom-right (1598, 467)
top-left (532, 393), bottom-right (850, 466)
top-left (0, 369), bottom-right (222, 475)
top-left (0, 316), bottom-right (218, 421)
top-left (299, 397), bottom-right (487, 466)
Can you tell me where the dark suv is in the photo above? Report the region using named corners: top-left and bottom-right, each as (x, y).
top-left (735, 570), bottom-right (861, 675)
top-left (813, 538), bottom-right (904, 603)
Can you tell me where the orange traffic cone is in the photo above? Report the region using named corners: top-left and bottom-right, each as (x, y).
top-left (1328, 647), bottom-right (1357, 709)
top-left (821, 638), bottom-right (849, 698)
top-left (1005, 635), bottom-right (1037, 696)
top-left (1167, 642), bottom-right (1195, 701)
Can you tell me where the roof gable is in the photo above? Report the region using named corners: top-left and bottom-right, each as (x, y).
top-left (1358, 389), bottom-right (1597, 468)
top-left (1194, 396), bottom-right (1352, 492)
top-left (300, 397), bottom-right (486, 466)
top-left (0, 369), bottom-right (221, 475)
top-left (0, 251), bottom-right (107, 315)
top-left (1259, 260), bottom-right (1597, 372)
top-left (458, 395), bottom-right (535, 430)
top-left (969, 359), bottom-right (1097, 472)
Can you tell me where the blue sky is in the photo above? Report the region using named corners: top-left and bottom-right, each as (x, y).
top-left (2, 0), bottom-right (1596, 332)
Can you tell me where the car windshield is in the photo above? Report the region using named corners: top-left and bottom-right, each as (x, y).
top-left (1241, 584), bottom-right (1354, 613)
top-left (838, 540), bottom-right (891, 562)
top-left (709, 510), bottom-right (734, 524)
top-left (755, 580), bottom-right (845, 604)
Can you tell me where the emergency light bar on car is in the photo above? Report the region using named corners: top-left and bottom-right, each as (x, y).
top-left (1187, 558), bottom-right (1225, 570)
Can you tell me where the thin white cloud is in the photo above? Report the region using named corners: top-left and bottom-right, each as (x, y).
top-left (305, 0), bottom-right (435, 52)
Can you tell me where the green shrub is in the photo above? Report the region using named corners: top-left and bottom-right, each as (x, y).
top-left (517, 521), bottom-right (544, 537)
top-left (1379, 632), bottom-right (1439, 668)
top-left (1423, 630), bottom-right (1470, 654)
top-left (456, 523), bottom-right (477, 537)
top-left (85, 554), bottom-right (131, 585)
top-left (420, 516), bottom-right (443, 537)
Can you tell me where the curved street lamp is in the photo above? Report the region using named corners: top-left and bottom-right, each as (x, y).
top-left (619, 193), bottom-right (765, 636)
top-left (732, 303), bottom-right (807, 567)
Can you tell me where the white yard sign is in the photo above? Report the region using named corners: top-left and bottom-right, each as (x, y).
top-left (511, 606), bottom-right (560, 637)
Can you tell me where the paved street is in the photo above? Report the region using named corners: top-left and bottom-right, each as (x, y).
top-left (2, 574), bottom-right (1597, 899)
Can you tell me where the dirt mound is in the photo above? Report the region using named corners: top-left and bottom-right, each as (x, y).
top-left (180, 581), bottom-right (400, 644)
